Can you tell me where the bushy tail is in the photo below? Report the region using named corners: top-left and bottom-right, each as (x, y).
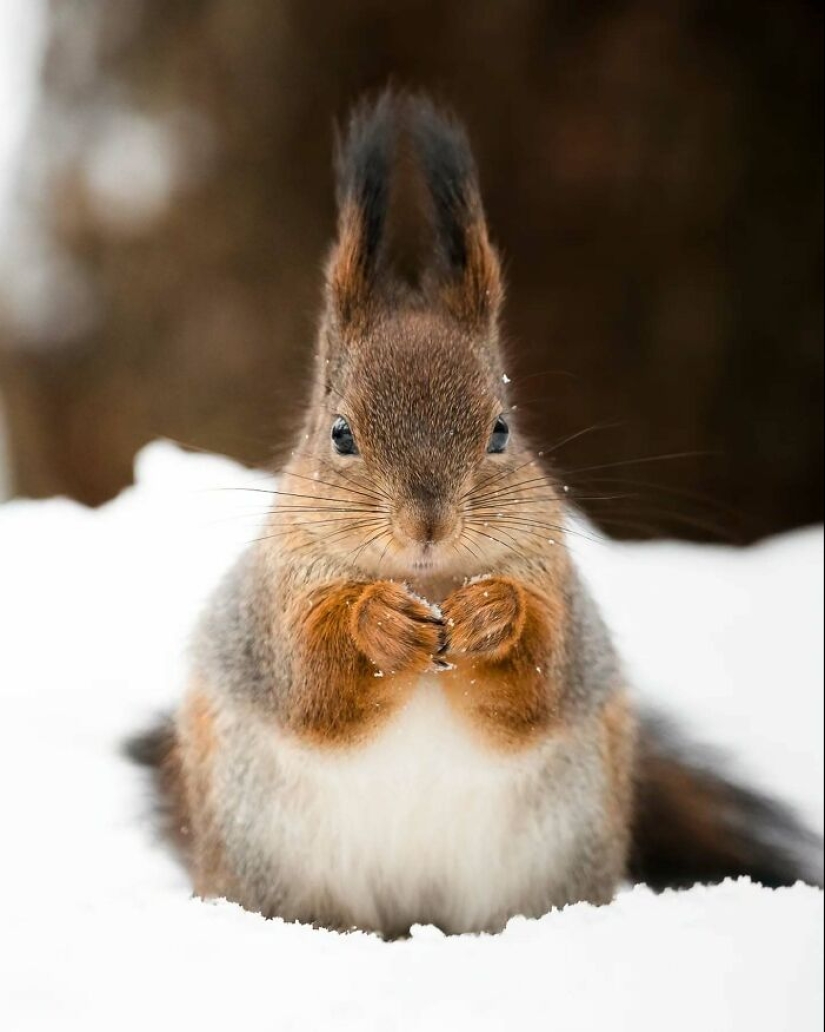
top-left (630, 717), bottom-right (823, 890)
top-left (124, 716), bottom-right (176, 769)
top-left (123, 715), bottom-right (189, 858)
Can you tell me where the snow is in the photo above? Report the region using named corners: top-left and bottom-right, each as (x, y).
top-left (0, 441), bottom-right (822, 1030)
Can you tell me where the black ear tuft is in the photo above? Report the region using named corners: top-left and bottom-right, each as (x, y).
top-left (327, 91), bottom-right (501, 329)
top-left (329, 91), bottom-right (398, 325)
top-left (409, 96), bottom-right (503, 324)
top-left (334, 90), bottom-right (397, 269)
top-left (409, 96), bottom-right (477, 270)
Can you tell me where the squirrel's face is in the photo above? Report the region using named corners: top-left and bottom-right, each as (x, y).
top-left (285, 307), bottom-right (561, 578)
top-left (278, 93), bottom-right (564, 577)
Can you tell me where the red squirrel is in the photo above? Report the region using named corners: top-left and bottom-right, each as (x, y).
top-left (129, 91), bottom-right (821, 937)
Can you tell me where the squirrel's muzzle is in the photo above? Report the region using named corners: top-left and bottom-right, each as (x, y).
top-left (395, 482), bottom-right (456, 546)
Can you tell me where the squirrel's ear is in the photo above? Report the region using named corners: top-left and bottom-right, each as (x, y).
top-left (411, 98), bottom-right (503, 328)
top-left (327, 92), bottom-right (395, 329)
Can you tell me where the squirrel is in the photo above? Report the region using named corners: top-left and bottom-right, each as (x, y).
top-left (128, 91), bottom-right (822, 938)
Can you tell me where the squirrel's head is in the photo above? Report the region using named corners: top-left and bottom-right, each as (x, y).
top-left (281, 92), bottom-right (562, 578)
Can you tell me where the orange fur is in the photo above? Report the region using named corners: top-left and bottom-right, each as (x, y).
top-left (285, 579), bottom-right (445, 746)
top-left (328, 202), bottom-right (373, 330)
top-left (350, 580), bottom-right (446, 671)
top-left (175, 686), bottom-right (240, 899)
top-left (441, 576), bottom-right (527, 660)
top-left (440, 220), bottom-right (503, 327)
top-left (183, 688), bottom-right (218, 764)
top-left (440, 576), bottom-right (566, 748)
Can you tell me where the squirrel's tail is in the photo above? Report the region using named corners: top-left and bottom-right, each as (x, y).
top-left (630, 716), bottom-right (823, 890)
top-left (123, 715), bottom-right (189, 857)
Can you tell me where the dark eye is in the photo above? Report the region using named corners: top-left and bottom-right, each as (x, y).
top-left (487, 415), bottom-right (509, 454)
top-left (331, 416), bottom-right (358, 456)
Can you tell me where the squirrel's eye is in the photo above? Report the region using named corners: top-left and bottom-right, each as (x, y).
top-left (487, 415), bottom-right (510, 454)
top-left (331, 416), bottom-right (358, 456)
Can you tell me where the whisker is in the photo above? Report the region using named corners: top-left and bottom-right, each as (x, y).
top-left (462, 523), bottom-right (525, 560)
top-left (464, 514), bottom-right (605, 546)
top-left (209, 486), bottom-right (390, 520)
top-left (463, 422), bottom-right (623, 506)
top-left (561, 451), bottom-right (710, 479)
top-left (465, 492), bottom-right (560, 510)
top-left (466, 472), bottom-right (629, 510)
top-left (461, 454), bottom-right (545, 503)
top-left (264, 501), bottom-right (388, 514)
top-left (467, 490), bottom-right (629, 512)
top-left (562, 474), bottom-right (750, 524)
top-left (537, 421), bottom-right (626, 460)
top-left (465, 518), bottom-right (597, 556)
top-left (456, 534), bottom-right (483, 563)
top-left (505, 368), bottom-right (579, 389)
top-left (265, 515), bottom-right (389, 529)
top-left (352, 526), bottom-right (394, 566)
top-left (376, 532), bottom-right (396, 572)
top-left (471, 520), bottom-right (534, 554)
top-left (295, 521), bottom-right (389, 555)
top-left (248, 517), bottom-right (387, 549)
top-left (588, 505), bottom-right (740, 543)
top-left (286, 448), bottom-right (394, 503)
top-left (464, 519), bottom-right (581, 552)
top-left (206, 487), bottom-right (284, 495)
top-left (266, 509), bottom-right (389, 519)
top-left (467, 449), bottom-right (709, 512)
top-left (214, 486), bottom-right (391, 508)
top-left (464, 515), bottom-right (568, 536)
top-left (465, 474), bottom-right (553, 506)
top-left (282, 468), bottom-right (387, 505)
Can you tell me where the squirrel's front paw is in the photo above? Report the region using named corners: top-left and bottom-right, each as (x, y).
top-left (442, 577), bottom-right (526, 661)
top-left (350, 581), bottom-right (446, 674)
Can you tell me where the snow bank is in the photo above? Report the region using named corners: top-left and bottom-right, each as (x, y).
top-left (0, 442), bottom-right (822, 1031)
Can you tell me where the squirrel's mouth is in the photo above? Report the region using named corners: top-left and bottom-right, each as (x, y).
top-left (411, 559), bottom-right (436, 571)
top-left (392, 541), bottom-right (449, 576)
top-left (370, 527), bottom-right (480, 578)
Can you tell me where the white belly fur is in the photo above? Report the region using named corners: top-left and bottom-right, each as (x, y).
top-left (228, 676), bottom-right (603, 934)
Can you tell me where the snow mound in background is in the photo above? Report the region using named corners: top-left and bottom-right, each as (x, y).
top-left (0, 442), bottom-right (822, 1031)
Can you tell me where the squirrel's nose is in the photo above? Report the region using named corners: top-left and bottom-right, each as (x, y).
top-left (396, 486), bottom-right (454, 545)
top-left (409, 512), bottom-right (452, 545)
top-left (420, 511), bottom-right (450, 545)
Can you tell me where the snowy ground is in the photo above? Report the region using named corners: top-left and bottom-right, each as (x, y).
top-left (0, 441), bottom-right (822, 1031)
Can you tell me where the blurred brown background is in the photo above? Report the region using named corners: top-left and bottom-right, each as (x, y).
top-left (0, 0), bottom-right (821, 541)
